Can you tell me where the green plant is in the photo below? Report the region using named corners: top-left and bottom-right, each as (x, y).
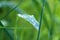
top-left (0, 0), bottom-right (60, 40)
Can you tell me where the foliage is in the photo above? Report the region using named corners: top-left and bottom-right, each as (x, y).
top-left (0, 0), bottom-right (60, 40)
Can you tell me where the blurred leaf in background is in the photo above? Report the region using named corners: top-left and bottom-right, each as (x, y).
top-left (0, 0), bottom-right (60, 40)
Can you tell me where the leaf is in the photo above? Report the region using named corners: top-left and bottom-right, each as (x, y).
top-left (0, 21), bottom-right (14, 40)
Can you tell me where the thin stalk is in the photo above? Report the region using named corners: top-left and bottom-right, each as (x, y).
top-left (0, 1), bottom-right (21, 20)
top-left (43, 1), bottom-right (54, 40)
top-left (0, 21), bottom-right (14, 40)
top-left (2, 1), bottom-right (21, 20)
top-left (32, 0), bottom-right (50, 30)
top-left (0, 1), bottom-right (21, 40)
top-left (48, 2), bottom-right (56, 40)
top-left (37, 0), bottom-right (45, 40)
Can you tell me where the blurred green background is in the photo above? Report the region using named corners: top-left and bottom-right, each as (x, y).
top-left (0, 0), bottom-right (60, 40)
